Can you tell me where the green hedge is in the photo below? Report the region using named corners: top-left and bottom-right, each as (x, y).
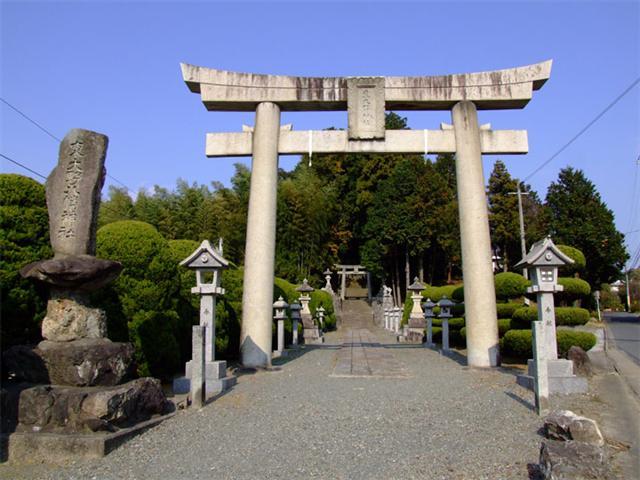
top-left (96, 221), bottom-right (180, 379)
top-left (557, 245), bottom-right (586, 276)
top-left (511, 306), bottom-right (590, 329)
top-left (496, 302), bottom-right (523, 319)
top-left (422, 284), bottom-right (461, 301)
top-left (460, 318), bottom-right (512, 341)
top-left (557, 277), bottom-right (591, 304)
top-left (494, 272), bottom-right (530, 300)
top-left (501, 328), bottom-right (597, 358)
top-left (0, 174), bottom-right (52, 349)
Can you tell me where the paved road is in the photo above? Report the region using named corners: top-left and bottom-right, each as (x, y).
top-left (604, 312), bottom-right (640, 365)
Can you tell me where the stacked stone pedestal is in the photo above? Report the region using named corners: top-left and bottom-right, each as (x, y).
top-left (517, 358), bottom-right (587, 394)
top-left (5, 129), bottom-right (171, 462)
top-left (405, 314), bottom-right (425, 344)
top-left (302, 313), bottom-right (324, 344)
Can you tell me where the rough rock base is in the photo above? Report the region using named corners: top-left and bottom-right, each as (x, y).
top-left (17, 378), bottom-right (170, 433)
top-left (7, 410), bottom-right (175, 464)
top-left (3, 339), bottom-right (135, 386)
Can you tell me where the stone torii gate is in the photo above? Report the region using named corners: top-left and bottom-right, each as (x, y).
top-left (334, 265), bottom-right (371, 301)
top-left (181, 60), bottom-right (552, 369)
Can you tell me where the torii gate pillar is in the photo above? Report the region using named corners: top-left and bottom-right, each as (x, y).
top-left (241, 102), bottom-right (281, 367)
top-left (452, 101), bottom-right (499, 366)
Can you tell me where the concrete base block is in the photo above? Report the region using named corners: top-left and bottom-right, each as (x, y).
top-left (6, 411), bottom-right (174, 463)
top-left (528, 359), bottom-right (574, 377)
top-left (272, 350), bottom-right (289, 359)
top-left (174, 360), bottom-right (235, 396)
top-left (304, 337), bottom-right (325, 345)
top-left (303, 328), bottom-right (324, 344)
top-left (423, 342), bottom-right (436, 349)
top-left (516, 373), bottom-right (588, 395)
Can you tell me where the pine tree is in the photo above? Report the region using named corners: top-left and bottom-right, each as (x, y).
top-left (546, 167), bottom-right (628, 285)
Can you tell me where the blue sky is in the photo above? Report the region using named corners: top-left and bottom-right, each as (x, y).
top-left (2, 0), bottom-right (639, 265)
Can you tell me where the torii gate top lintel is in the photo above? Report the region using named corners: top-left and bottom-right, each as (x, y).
top-left (180, 60), bottom-right (551, 112)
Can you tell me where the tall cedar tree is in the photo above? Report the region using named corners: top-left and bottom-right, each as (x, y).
top-left (546, 167), bottom-right (628, 285)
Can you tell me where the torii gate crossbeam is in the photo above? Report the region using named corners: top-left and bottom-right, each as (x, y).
top-left (181, 60), bottom-right (552, 369)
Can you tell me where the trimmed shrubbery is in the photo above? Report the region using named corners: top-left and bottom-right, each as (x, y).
top-left (511, 306), bottom-right (590, 329)
top-left (556, 245), bottom-right (586, 277)
top-left (0, 174), bottom-right (52, 349)
top-left (96, 220), bottom-right (181, 379)
top-left (501, 328), bottom-right (597, 358)
top-left (496, 302), bottom-right (523, 319)
top-left (557, 277), bottom-right (591, 305)
top-left (494, 272), bottom-right (530, 301)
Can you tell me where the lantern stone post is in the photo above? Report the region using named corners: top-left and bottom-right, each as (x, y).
top-left (272, 296), bottom-right (288, 358)
top-left (515, 236), bottom-right (587, 394)
top-left (406, 277), bottom-right (426, 343)
top-left (174, 240), bottom-right (236, 397)
top-left (316, 306), bottom-right (326, 329)
top-left (438, 296), bottom-right (454, 353)
top-left (297, 279), bottom-right (323, 344)
top-left (392, 306), bottom-right (401, 334)
top-left (323, 269), bottom-right (333, 293)
top-left (289, 302), bottom-right (301, 347)
top-left (423, 298), bottom-right (436, 348)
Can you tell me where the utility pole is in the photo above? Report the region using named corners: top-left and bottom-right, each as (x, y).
top-left (625, 270), bottom-right (632, 312)
top-left (508, 184), bottom-right (530, 278)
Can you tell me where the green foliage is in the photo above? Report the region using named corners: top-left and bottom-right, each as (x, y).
top-left (451, 285), bottom-right (464, 302)
top-left (501, 328), bottom-right (597, 358)
top-left (494, 272), bottom-right (529, 300)
top-left (0, 174), bottom-right (52, 348)
top-left (496, 302), bottom-right (523, 319)
top-left (501, 330), bottom-right (533, 358)
top-left (556, 245), bottom-right (586, 276)
top-left (556, 330), bottom-right (597, 357)
top-left (96, 220), bottom-right (180, 379)
top-left (511, 306), bottom-right (590, 329)
top-left (460, 319), bottom-right (512, 341)
top-left (546, 168), bottom-right (628, 285)
top-left (422, 284), bottom-right (460, 301)
top-left (557, 277), bottom-right (591, 305)
top-left (599, 283), bottom-right (624, 311)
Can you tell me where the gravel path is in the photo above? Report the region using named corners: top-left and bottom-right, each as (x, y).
top-left (1, 300), bottom-right (542, 479)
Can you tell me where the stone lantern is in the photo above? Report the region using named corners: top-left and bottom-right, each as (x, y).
top-left (422, 298), bottom-right (437, 348)
top-left (289, 302), bottom-right (302, 347)
top-left (437, 296), bottom-right (454, 352)
top-left (515, 236), bottom-right (586, 395)
top-left (406, 277), bottom-right (426, 343)
top-left (323, 269), bottom-right (333, 293)
top-left (392, 306), bottom-right (401, 334)
top-left (316, 305), bottom-right (326, 329)
top-left (175, 239), bottom-right (236, 398)
top-left (273, 296), bottom-right (288, 357)
top-left (296, 279), bottom-right (323, 344)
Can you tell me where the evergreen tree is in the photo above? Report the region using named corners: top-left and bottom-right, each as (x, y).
top-left (488, 160), bottom-right (520, 271)
top-left (546, 167), bottom-right (628, 285)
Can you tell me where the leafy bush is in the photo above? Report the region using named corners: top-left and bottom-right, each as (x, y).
top-left (556, 329), bottom-right (597, 357)
top-left (556, 245), bottom-right (586, 276)
top-left (0, 174), bottom-right (52, 349)
top-left (511, 306), bottom-right (590, 329)
top-left (422, 284), bottom-right (460, 301)
top-left (496, 302), bottom-right (523, 319)
top-left (501, 330), bottom-right (533, 358)
top-left (557, 277), bottom-right (591, 305)
top-left (494, 272), bottom-right (530, 300)
top-left (501, 328), bottom-right (597, 358)
top-left (96, 221), bottom-right (181, 379)
top-left (451, 285), bottom-right (464, 302)
top-left (460, 318), bottom-right (511, 341)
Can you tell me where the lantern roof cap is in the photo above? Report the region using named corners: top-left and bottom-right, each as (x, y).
top-left (296, 278), bottom-right (315, 293)
top-left (273, 296), bottom-right (289, 309)
top-left (408, 277), bottom-right (426, 292)
top-left (289, 302), bottom-right (302, 311)
top-left (437, 296), bottom-right (455, 308)
top-left (422, 298), bottom-right (437, 309)
top-left (179, 239), bottom-right (229, 270)
top-left (515, 236), bottom-right (574, 269)
top-left (316, 306), bottom-right (325, 312)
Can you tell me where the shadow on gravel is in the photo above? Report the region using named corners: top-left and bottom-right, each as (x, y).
top-left (504, 390), bottom-right (535, 412)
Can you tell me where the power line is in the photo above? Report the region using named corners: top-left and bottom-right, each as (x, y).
top-left (0, 96), bottom-right (133, 192)
top-left (0, 151), bottom-right (131, 219)
top-left (524, 76), bottom-right (640, 182)
top-left (1, 153), bottom-right (47, 180)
